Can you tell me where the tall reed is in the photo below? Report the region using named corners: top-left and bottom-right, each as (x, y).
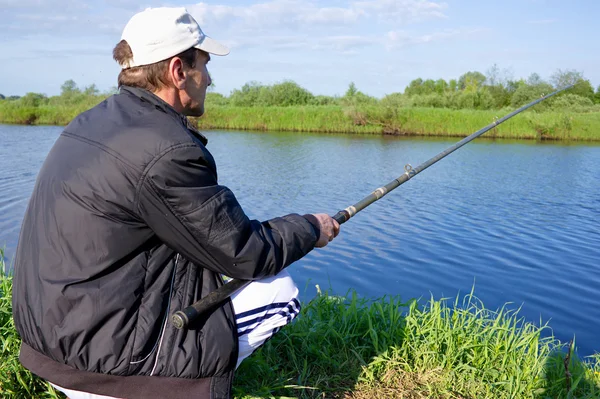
top-left (196, 106), bottom-right (600, 141)
top-left (3, 98), bottom-right (600, 141)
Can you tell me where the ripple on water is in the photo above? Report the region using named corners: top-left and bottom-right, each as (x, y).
top-left (2, 127), bottom-right (600, 356)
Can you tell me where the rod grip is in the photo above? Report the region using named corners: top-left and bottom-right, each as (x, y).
top-left (171, 278), bottom-right (250, 329)
top-left (332, 210), bottom-right (350, 225)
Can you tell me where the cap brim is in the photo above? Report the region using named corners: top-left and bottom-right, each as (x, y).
top-left (196, 36), bottom-right (229, 56)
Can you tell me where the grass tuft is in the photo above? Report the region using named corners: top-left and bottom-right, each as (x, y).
top-left (1, 250), bottom-right (598, 398)
top-left (0, 249), bottom-right (63, 398)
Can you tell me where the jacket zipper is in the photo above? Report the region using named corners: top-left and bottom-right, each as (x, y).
top-left (148, 253), bottom-right (178, 375)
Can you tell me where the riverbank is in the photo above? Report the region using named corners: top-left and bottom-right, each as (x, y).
top-left (1, 251), bottom-right (599, 398)
top-left (1, 99), bottom-right (600, 141)
top-left (197, 106), bottom-right (600, 141)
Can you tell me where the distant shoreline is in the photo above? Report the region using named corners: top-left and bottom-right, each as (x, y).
top-left (2, 102), bottom-right (599, 141)
top-left (196, 105), bottom-right (600, 141)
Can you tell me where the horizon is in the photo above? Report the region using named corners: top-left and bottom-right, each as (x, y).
top-left (1, 0), bottom-right (599, 98)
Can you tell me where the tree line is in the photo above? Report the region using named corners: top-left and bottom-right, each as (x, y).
top-left (2, 67), bottom-right (600, 113)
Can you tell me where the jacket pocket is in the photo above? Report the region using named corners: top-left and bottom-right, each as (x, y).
top-left (128, 253), bottom-right (178, 372)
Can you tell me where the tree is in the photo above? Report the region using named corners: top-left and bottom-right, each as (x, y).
top-left (20, 92), bottom-right (48, 107)
top-left (0, 94), bottom-right (5, 100)
top-left (485, 64), bottom-right (513, 88)
top-left (526, 73), bottom-right (544, 86)
top-left (205, 92), bottom-right (229, 106)
top-left (550, 69), bottom-right (582, 88)
top-left (342, 82), bottom-right (376, 106)
top-left (229, 81), bottom-right (264, 106)
top-left (458, 71), bottom-right (486, 91)
top-left (448, 79), bottom-right (458, 92)
top-left (485, 85), bottom-right (510, 108)
top-left (404, 78), bottom-right (424, 96)
top-left (422, 79), bottom-right (436, 94)
top-left (505, 79), bottom-right (525, 94)
top-left (550, 69), bottom-right (594, 99)
top-left (510, 82), bottom-right (554, 108)
top-left (434, 79), bottom-right (448, 94)
top-left (595, 85), bottom-right (600, 104)
top-left (61, 79), bottom-right (80, 96)
top-left (83, 84), bottom-right (100, 96)
top-left (484, 64), bottom-right (513, 107)
top-left (345, 82), bottom-right (358, 97)
top-left (486, 64), bottom-right (500, 87)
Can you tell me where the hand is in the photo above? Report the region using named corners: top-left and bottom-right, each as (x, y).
top-left (311, 213), bottom-right (340, 248)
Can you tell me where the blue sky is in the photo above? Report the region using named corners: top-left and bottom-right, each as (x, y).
top-left (1, 0), bottom-right (598, 98)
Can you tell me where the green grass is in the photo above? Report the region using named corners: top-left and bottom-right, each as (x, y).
top-left (195, 106), bottom-right (600, 141)
top-left (234, 288), bottom-right (600, 398)
top-left (1, 251), bottom-right (599, 398)
top-left (2, 98), bottom-right (600, 141)
top-left (0, 249), bottom-right (63, 398)
top-left (0, 101), bottom-right (104, 126)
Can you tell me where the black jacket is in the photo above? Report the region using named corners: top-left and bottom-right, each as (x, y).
top-left (12, 86), bottom-right (318, 398)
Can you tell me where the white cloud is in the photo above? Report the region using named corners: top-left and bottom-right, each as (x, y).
top-left (225, 26), bottom-right (476, 55)
top-left (353, 0), bottom-right (447, 21)
top-left (188, 0), bottom-right (446, 30)
top-left (0, 0), bottom-right (161, 38)
top-left (385, 28), bottom-right (485, 50)
top-left (186, 0), bottom-right (457, 54)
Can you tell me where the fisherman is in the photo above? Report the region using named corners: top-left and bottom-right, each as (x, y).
top-left (12, 7), bottom-right (339, 399)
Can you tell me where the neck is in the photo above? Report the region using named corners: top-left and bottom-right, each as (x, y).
top-left (153, 87), bottom-right (184, 114)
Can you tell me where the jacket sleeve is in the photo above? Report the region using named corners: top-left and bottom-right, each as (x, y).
top-left (135, 143), bottom-right (318, 280)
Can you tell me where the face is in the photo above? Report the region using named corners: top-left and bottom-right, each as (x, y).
top-left (181, 51), bottom-right (212, 117)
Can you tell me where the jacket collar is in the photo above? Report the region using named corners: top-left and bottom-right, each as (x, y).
top-left (119, 85), bottom-right (208, 146)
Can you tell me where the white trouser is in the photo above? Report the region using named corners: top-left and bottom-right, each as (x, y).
top-left (50, 270), bottom-right (300, 399)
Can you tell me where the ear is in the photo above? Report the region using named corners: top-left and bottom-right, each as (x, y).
top-left (168, 57), bottom-right (187, 89)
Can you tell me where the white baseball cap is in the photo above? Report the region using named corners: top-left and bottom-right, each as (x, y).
top-left (119, 7), bottom-right (229, 69)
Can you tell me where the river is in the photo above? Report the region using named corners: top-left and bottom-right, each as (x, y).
top-left (1, 124), bottom-right (599, 357)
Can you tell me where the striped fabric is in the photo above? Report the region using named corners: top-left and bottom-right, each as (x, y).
top-left (236, 298), bottom-right (301, 337)
top-left (230, 269), bottom-right (301, 368)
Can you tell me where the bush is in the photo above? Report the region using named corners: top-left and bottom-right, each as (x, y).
top-left (551, 94), bottom-right (595, 112)
top-left (511, 83), bottom-right (554, 109)
top-left (228, 81), bottom-right (315, 107)
top-left (268, 81), bottom-right (314, 106)
top-left (309, 95), bottom-right (339, 106)
top-left (205, 92), bottom-right (229, 106)
top-left (380, 92), bottom-right (409, 108)
top-left (19, 93), bottom-right (49, 107)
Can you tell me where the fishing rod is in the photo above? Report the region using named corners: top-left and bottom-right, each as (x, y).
top-left (171, 84), bottom-right (573, 330)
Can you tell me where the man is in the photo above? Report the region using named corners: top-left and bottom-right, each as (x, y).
top-left (12, 7), bottom-right (339, 399)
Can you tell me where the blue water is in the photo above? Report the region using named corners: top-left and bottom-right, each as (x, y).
top-left (1, 124), bottom-right (599, 357)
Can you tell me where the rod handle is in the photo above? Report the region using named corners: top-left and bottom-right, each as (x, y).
top-left (332, 210), bottom-right (350, 225)
top-left (171, 278), bottom-right (250, 329)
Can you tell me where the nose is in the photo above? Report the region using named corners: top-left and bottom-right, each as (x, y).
top-left (207, 72), bottom-right (212, 87)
